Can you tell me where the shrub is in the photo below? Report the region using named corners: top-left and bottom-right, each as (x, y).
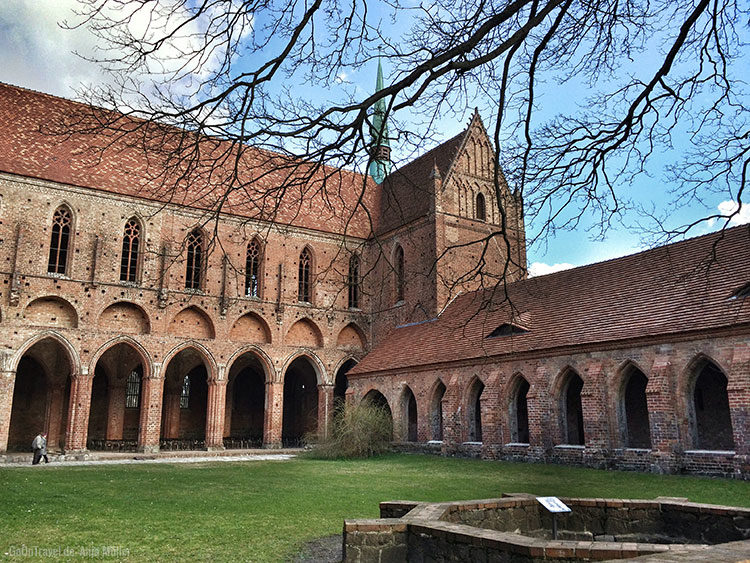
top-left (306, 402), bottom-right (393, 459)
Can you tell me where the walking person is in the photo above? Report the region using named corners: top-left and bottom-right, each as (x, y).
top-left (31, 432), bottom-right (49, 465)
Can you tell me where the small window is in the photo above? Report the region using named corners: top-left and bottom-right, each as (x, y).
top-left (48, 206), bottom-right (72, 274)
top-left (185, 229), bottom-right (203, 290)
top-left (125, 369), bottom-right (141, 409)
top-left (120, 218), bottom-right (141, 283)
top-left (486, 323), bottom-right (528, 338)
top-left (298, 247), bottom-right (312, 303)
top-left (475, 193), bottom-right (486, 221)
top-left (395, 245), bottom-right (405, 303)
top-left (180, 375), bottom-right (190, 409)
top-left (245, 239), bottom-right (262, 298)
top-left (348, 255), bottom-right (360, 309)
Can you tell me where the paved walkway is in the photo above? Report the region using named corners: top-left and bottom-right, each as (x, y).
top-left (1, 449), bottom-right (299, 468)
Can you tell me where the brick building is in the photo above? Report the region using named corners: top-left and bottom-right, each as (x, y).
top-left (0, 78), bottom-right (747, 478)
top-left (0, 81), bottom-right (522, 456)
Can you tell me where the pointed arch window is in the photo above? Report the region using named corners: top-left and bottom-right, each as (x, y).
top-left (476, 193), bottom-right (486, 221)
top-left (125, 368), bottom-right (142, 409)
top-left (47, 206), bottom-right (72, 274)
top-left (185, 229), bottom-right (203, 290)
top-left (245, 239), bottom-right (262, 298)
top-left (348, 255), bottom-right (360, 309)
top-left (120, 218), bottom-right (141, 283)
top-left (395, 245), bottom-right (405, 303)
top-left (298, 247), bottom-right (312, 303)
top-left (180, 375), bottom-right (191, 409)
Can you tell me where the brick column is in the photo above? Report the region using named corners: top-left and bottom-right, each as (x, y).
top-left (137, 365), bottom-right (164, 453)
top-left (440, 376), bottom-right (462, 454)
top-left (205, 378), bottom-right (227, 450)
top-left (0, 369), bottom-right (17, 453)
top-left (318, 384), bottom-right (334, 440)
top-left (263, 381), bottom-right (283, 448)
top-left (728, 345), bottom-right (750, 476)
top-left (106, 384), bottom-right (126, 440)
top-left (46, 383), bottom-right (67, 452)
top-left (480, 374), bottom-right (501, 457)
top-left (531, 364), bottom-right (554, 454)
top-left (646, 355), bottom-right (680, 473)
top-left (65, 373), bottom-right (93, 452)
top-left (581, 362), bottom-right (610, 468)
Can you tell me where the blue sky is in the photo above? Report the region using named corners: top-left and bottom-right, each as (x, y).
top-left (1, 0), bottom-right (747, 275)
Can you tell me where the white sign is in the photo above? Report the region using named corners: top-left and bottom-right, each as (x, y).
top-left (536, 496), bottom-right (572, 513)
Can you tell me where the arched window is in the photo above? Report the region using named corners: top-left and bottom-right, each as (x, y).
top-left (120, 218), bottom-right (141, 283)
top-left (691, 361), bottom-right (734, 450)
top-left (185, 229), bottom-right (203, 290)
top-left (125, 369), bottom-right (141, 409)
top-left (395, 245), bottom-right (405, 303)
top-left (561, 372), bottom-right (585, 445)
top-left (180, 375), bottom-right (191, 409)
top-left (511, 377), bottom-right (530, 444)
top-left (348, 255), bottom-right (360, 309)
top-left (621, 368), bottom-right (651, 448)
top-left (475, 193), bottom-right (486, 221)
top-left (430, 380), bottom-right (446, 441)
top-left (245, 239), bottom-right (262, 298)
top-left (47, 206), bottom-right (72, 274)
top-left (298, 247), bottom-right (312, 303)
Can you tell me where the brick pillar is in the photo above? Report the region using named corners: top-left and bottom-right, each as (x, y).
top-left (0, 369), bottom-right (16, 453)
top-left (138, 365), bottom-right (164, 453)
top-left (728, 345), bottom-right (750, 476)
top-left (646, 355), bottom-right (680, 473)
top-left (480, 374), bottom-right (501, 457)
top-left (318, 384), bottom-right (334, 440)
top-left (264, 381), bottom-right (283, 448)
top-left (106, 384), bottom-right (126, 440)
top-left (65, 373), bottom-right (93, 452)
top-left (205, 378), bottom-right (227, 450)
top-left (581, 362), bottom-right (609, 468)
top-left (532, 364), bottom-right (554, 454)
top-left (46, 383), bottom-right (66, 452)
top-left (441, 376), bottom-right (462, 454)
top-left (224, 382), bottom-right (233, 438)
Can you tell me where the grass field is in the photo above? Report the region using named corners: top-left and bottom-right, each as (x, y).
top-left (1, 454), bottom-right (749, 561)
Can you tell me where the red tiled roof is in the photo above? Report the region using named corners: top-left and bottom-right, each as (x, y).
top-left (0, 82), bottom-right (380, 237)
top-left (375, 131), bottom-right (465, 234)
top-left (0, 82), bottom-right (474, 239)
top-left (351, 225), bottom-right (750, 375)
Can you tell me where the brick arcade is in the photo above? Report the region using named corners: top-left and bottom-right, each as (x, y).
top-left (0, 79), bottom-right (747, 478)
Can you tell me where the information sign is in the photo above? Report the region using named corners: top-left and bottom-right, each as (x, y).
top-left (536, 497), bottom-right (571, 513)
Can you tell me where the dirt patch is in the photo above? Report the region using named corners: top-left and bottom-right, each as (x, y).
top-left (289, 534), bottom-right (342, 562)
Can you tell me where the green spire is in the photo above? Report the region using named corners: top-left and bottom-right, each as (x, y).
top-left (369, 56), bottom-right (391, 184)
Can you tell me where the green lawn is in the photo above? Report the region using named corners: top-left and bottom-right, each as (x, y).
top-left (1, 454), bottom-right (748, 561)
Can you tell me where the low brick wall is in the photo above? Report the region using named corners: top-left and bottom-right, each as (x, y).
top-left (343, 496), bottom-right (750, 562)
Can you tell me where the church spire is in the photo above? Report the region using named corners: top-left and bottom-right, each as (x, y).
top-left (369, 55), bottom-right (392, 184)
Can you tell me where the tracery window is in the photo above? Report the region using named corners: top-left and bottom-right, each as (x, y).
top-left (120, 218), bottom-right (141, 283)
top-left (298, 247), bottom-right (312, 303)
top-left (180, 375), bottom-right (190, 409)
top-left (395, 245), bottom-right (405, 303)
top-left (245, 239), bottom-right (261, 298)
top-left (348, 255), bottom-right (360, 309)
top-left (47, 206), bottom-right (72, 274)
top-left (125, 369), bottom-right (141, 409)
top-left (185, 229), bottom-right (203, 290)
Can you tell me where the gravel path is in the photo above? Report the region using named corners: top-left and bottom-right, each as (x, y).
top-left (5, 453), bottom-right (296, 468)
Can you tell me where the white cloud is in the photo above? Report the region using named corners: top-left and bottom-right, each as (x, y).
top-left (716, 200), bottom-right (750, 226)
top-left (0, 0), bottom-right (106, 96)
top-left (528, 262), bottom-right (575, 277)
top-left (0, 1), bottom-right (253, 106)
